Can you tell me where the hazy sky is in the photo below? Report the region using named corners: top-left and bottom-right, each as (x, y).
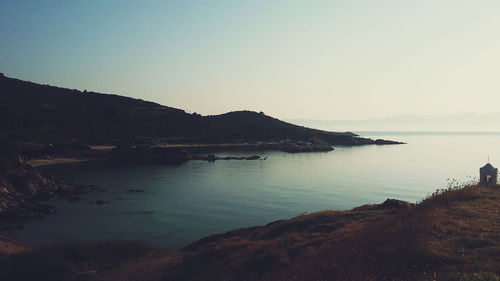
top-left (1, 1), bottom-right (500, 120)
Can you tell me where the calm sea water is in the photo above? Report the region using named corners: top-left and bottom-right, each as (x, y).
top-left (5, 132), bottom-right (500, 248)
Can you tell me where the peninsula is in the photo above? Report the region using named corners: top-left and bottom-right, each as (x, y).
top-left (0, 73), bottom-right (402, 154)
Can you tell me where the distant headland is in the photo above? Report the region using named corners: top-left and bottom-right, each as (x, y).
top-left (0, 74), bottom-right (403, 148)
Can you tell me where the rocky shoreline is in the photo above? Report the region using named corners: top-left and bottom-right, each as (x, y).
top-left (0, 154), bottom-right (87, 219)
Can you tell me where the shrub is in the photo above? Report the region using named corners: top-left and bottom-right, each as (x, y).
top-left (417, 177), bottom-right (484, 208)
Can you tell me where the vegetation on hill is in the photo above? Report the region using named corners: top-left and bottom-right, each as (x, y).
top-left (164, 184), bottom-right (500, 281)
top-left (159, 184), bottom-right (500, 281)
top-left (0, 74), bottom-right (392, 145)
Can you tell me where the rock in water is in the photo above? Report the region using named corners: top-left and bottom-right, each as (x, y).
top-left (95, 200), bottom-right (108, 205)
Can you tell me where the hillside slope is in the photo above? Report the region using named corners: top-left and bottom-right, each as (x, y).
top-left (2, 184), bottom-right (498, 281)
top-left (0, 74), bottom-right (368, 145)
top-left (159, 184), bottom-right (500, 281)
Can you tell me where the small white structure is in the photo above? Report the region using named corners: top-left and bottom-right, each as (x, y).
top-left (479, 163), bottom-right (498, 185)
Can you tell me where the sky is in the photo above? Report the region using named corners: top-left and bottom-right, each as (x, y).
top-left (1, 0), bottom-right (500, 120)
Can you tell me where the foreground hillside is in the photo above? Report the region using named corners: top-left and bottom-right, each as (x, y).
top-left (163, 184), bottom-right (500, 281)
top-left (0, 74), bottom-right (376, 145)
top-left (1, 184), bottom-right (499, 281)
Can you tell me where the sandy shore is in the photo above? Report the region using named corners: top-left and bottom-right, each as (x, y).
top-left (28, 158), bottom-right (94, 167)
top-left (0, 235), bottom-right (31, 254)
top-left (89, 145), bottom-right (116, 151)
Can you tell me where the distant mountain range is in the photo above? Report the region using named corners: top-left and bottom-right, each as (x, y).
top-left (287, 113), bottom-right (500, 132)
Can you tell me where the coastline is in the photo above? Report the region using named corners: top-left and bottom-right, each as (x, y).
top-left (0, 234), bottom-right (31, 254)
top-left (2, 138), bottom-right (405, 220)
top-left (26, 138), bottom-right (404, 167)
top-left (27, 158), bottom-right (96, 167)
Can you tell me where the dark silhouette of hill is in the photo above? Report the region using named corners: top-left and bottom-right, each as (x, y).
top-left (0, 74), bottom-right (388, 145)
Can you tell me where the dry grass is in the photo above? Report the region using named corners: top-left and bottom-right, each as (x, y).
top-left (4, 183), bottom-right (500, 281)
top-left (162, 184), bottom-right (500, 281)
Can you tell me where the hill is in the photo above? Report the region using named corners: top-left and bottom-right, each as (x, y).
top-left (158, 184), bottom-right (500, 281)
top-left (1, 184), bottom-right (499, 281)
top-left (0, 74), bottom-right (381, 145)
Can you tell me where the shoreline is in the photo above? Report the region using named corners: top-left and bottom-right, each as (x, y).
top-left (27, 157), bottom-right (96, 167)
top-left (26, 139), bottom-right (405, 167)
top-left (0, 196), bottom-right (414, 253)
top-left (0, 234), bottom-right (32, 254)
top-left (25, 142), bottom-right (333, 167)
top-left (154, 141), bottom-right (336, 153)
top-left (10, 141), bottom-right (402, 219)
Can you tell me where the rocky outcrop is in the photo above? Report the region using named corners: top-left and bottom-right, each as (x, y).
top-left (353, 198), bottom-right (414, 211)
top-left (0, 148), bottom-right (84, 217)
top-left (0, 169), bottom-right (78, 217)
top-left (375, 199), bottom-right (414, 210)
top-left (374, 139), bottom-right (405, 145)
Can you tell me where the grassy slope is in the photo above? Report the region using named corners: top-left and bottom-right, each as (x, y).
top-left (108, 184), bottom-right (499, 281)
top-left (1, 183), bottom-right (499, 281)
top-left (2, 184), bottom-right (495, 281)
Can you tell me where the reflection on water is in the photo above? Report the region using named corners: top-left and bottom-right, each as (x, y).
top-left (5, 133), bottom-right (500, 248)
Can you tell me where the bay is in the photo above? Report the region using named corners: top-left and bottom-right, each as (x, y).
top-left (6, 132), bottom-right (499, 248)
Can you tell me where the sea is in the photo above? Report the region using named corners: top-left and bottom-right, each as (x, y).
top-left (4, 132), bottom-right (500, 248)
